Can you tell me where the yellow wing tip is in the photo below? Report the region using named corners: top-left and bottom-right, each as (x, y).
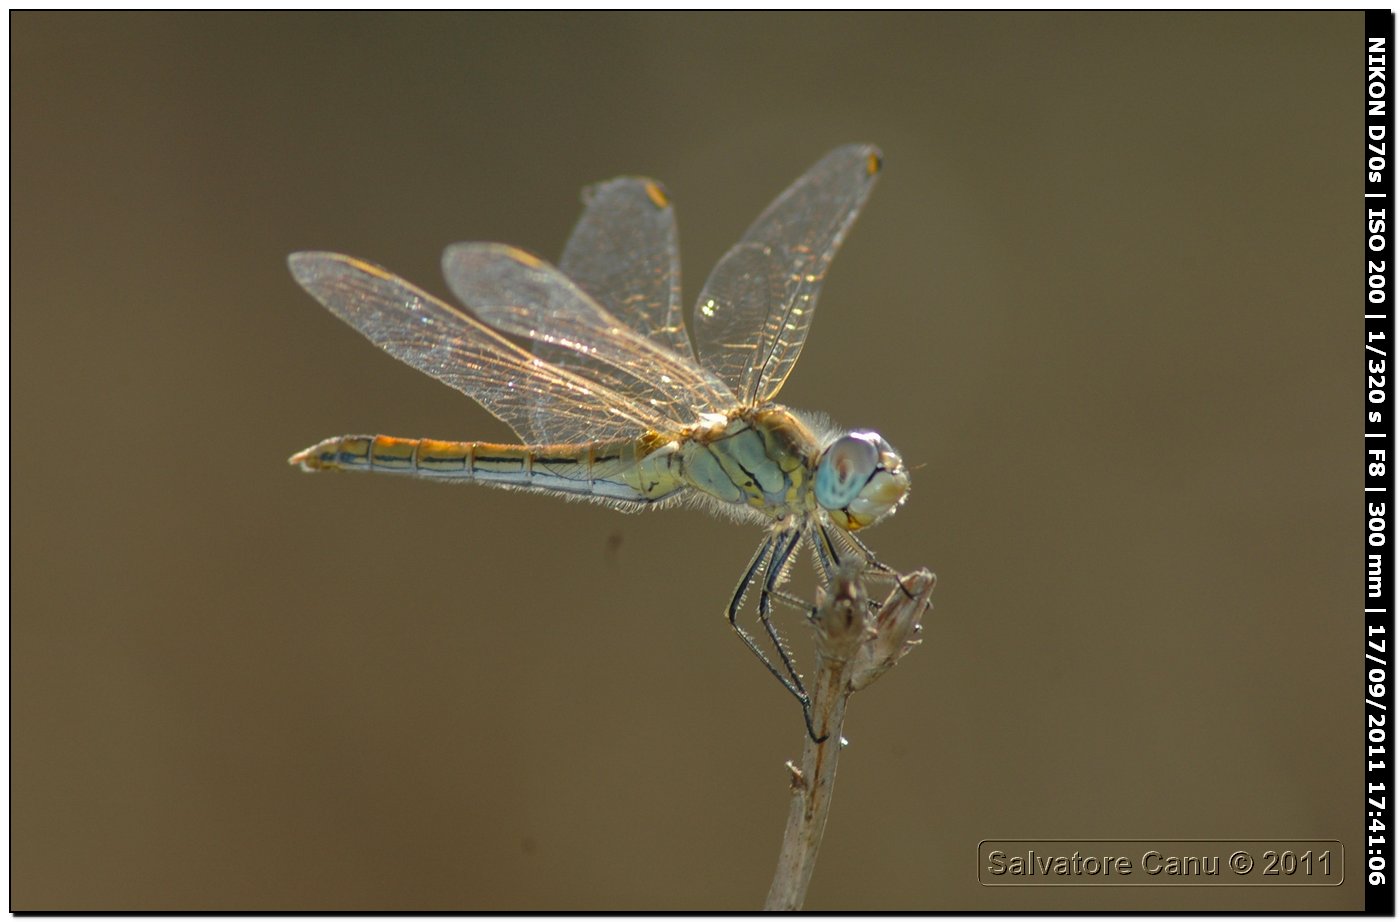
top-left (288, 251), bottom-right (391, 282)
top-left (343, 255), bottom-right (389, 277)
top-left (506, 247), bottom-right (545, 269)
top-left (643, 181), bottom-right (669, 208)
top-left (866, 151), bottom-right (882, 176)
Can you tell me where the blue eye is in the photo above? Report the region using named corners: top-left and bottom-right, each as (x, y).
top-left (815, 435), bottom-right (879, 509)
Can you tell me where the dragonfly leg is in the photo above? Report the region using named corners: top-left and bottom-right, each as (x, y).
top-left (813, 523), bottom-right (842, 582)
top-left (757, 529), bottom-right (808, 696)
top-left (767, 586), bottom-right (818, 619)
top-left (758, 530), bottom-right (831, 742)
top-left (843, 528), bottom-right (897, 575)
top-left (728, 531), bottom-right (828, 741)
top-left (727, 536), bottom-right (803, 701)
top-left (822, 524), bottom-right (916, 604)
top-left (817, 523), bottom-right (880, 612)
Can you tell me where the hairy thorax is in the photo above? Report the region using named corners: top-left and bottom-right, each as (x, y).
top-left (676, 406), bottom-right (822, 521)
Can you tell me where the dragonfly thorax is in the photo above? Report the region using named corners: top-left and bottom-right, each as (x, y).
top-left (674, 406), bottom-right (816, 520)
top-left (677, 407), bottom-right (908, 532)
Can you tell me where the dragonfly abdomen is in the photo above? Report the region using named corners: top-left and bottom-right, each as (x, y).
top-left (288, 434), bottom-right (685, 505)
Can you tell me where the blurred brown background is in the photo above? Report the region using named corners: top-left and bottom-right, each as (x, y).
top-left (12, 11), bottom-right (1361, 910)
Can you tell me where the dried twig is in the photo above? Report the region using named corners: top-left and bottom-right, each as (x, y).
top-left (763, 565), bottom-right (935, 911)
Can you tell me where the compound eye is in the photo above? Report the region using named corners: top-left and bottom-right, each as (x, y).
top-left (815, 434), bottom-right (880, 510)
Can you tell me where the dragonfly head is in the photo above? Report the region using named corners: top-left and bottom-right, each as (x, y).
top-left (814, 431), bottom-right (910, 531)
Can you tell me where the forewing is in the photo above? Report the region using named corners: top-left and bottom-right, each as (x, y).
top-left (692, 144), bottom-right (881, 405)
top-left (525, 177), bottom-right (704, 441)
top-left (557, 177), bottom-right (693, 360)
top-left (442, 243), bottom-right (735, 429)
top-left (288, 252), bottom-right (672, 445)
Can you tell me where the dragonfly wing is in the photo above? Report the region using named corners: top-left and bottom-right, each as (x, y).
top-left (522, 177), bottom-right (697, 443)
top-left (558, 177), bottom-right (693, 360)
top-left (289, 252), bottom-right (675, 445)
top-left (692, 144), bottom-right (881, 405)
top-left (442, 243), bottom-right (736, 430)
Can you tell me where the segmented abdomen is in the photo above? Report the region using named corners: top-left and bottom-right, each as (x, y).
top-left (289, 434), bottom-right (681, 504)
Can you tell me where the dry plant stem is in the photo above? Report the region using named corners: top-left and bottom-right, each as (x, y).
top-left (764, 567), bottom-right (933, 911)
top-left (763, 576), bottom-right (864, 911)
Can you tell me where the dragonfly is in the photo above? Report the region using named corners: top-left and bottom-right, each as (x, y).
top-left (289, 144), bottom-right (912, 736)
